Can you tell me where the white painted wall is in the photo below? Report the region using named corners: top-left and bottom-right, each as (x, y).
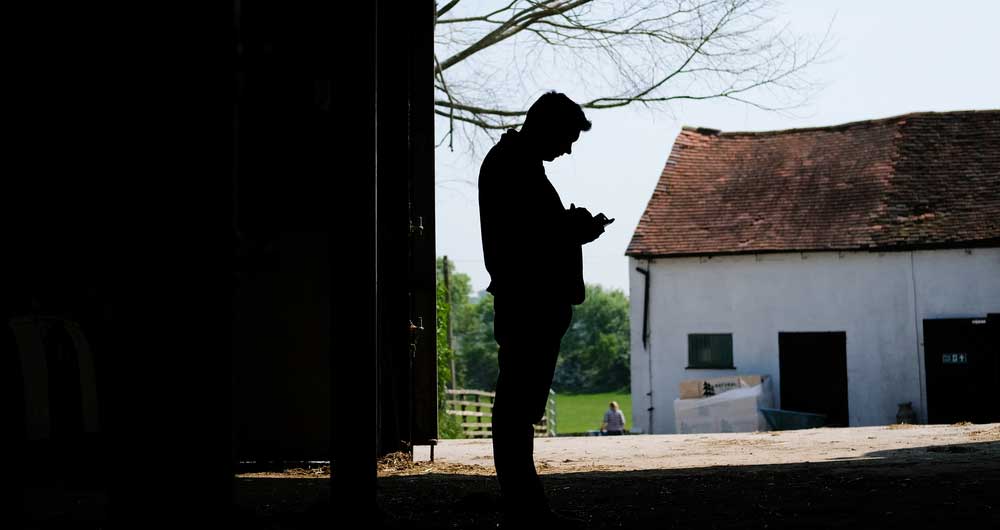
top-left (629, 248), bottom-right (1000, 434)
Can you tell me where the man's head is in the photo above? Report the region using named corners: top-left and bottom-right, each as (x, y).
top-left (520, 91), bottom-right (591, 162)
top-left (609, 401), bottom-right (619, 411)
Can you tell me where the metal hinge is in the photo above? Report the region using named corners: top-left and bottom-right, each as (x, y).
top-left (408, 317), bottom-right (424, 359)
top-left (408, 201), bottom-right (424, 238)
top-left (409, 215), bottom-right (424, 238)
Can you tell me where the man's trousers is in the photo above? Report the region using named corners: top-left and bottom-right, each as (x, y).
top-left (491, 294), bottom-right (572, 514)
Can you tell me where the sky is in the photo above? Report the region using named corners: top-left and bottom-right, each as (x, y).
top-left (434, 1), bottom-right (1000, 295)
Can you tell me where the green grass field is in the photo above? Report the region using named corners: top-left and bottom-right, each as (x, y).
top-left (552, 392), bottom-right (632, 435)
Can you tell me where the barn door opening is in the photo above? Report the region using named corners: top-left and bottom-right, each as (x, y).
top-left (923, 318), bottom-right (999, 424)
top-left (778, 331), bottom-right (849, 427)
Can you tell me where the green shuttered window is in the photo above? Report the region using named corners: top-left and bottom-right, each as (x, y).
top-left (687, 333), bottom-right (734, 369)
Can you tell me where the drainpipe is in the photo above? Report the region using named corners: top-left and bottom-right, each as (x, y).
top-left (636, 261), bottom-right (653, 433)
top-left (909, 251), bottom-right (926, 423)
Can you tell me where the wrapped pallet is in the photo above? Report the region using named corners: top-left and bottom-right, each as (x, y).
top-left (674, 375), bottom-right (774, 434)
top-left (678, 375), bottom-right (768, 399)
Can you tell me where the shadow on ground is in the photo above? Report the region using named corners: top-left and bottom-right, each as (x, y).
top-left (240, 440), bottom-right (999, 529)
top-left (23, 440), bottom-right (1000, 529)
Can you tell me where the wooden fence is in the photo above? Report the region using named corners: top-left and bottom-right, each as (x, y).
top-left (446, 389), bottom-right (556, 438)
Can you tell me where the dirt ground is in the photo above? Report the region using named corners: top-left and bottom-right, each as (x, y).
top-left (408, 422), bottom-right (1000, 473)
top-left (232, 423), bottom-right (1000, 529)
top-left (23, 424), bottom-right (1000, 528)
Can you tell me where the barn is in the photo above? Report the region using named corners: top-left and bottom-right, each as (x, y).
top-left (8, 2), bottom-right (439, 524)
top-left (626, 111), bottom-right (1000, 434)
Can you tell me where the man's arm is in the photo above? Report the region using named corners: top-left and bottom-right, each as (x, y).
top-left (565, 204), bottom-right (609, 245)
top-left (479, 156), bottom-right (531, 286)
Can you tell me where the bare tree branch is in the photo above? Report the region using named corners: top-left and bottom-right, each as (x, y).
top-left (436, 0), bottom-right (462, 19)
top-left (435, 0), bottom-right (832, 151)
top-left (436, 109), bottom-right (523, 130)
top-left (435, 100), bottom-right (528, 117)
top-left (437, 1), bottom-right (520, 25)
top-left (437, 1), bottom-right (595, 73)
top-left (434, 54), bottom-right (458, 150)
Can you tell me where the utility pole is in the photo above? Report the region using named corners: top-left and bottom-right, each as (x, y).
top-left (443, 255), bottom-right (457, 389)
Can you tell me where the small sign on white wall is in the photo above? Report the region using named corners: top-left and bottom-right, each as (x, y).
top-left (941, 353), bottom-right (968, 364)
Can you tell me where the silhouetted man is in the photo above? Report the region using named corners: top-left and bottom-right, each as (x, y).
top-left (479, 91), bottom-right (612, 528)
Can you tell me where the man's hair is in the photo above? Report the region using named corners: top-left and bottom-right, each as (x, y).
top-left (523, 91), bottom-right (592, 133)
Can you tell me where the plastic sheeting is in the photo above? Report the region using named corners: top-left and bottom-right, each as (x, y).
top-left (674, 378), bottom-right (775, 434)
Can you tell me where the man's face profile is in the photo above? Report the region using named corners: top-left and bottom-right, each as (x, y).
top-left (541, 128), bottom-right (581, 162)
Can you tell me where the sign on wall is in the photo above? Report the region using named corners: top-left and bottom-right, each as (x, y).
top-left (941, 353), bottom-right (968, 365)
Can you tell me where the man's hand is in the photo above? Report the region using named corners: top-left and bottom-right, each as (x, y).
top-left (594, 213), bottom-right (615, 227)
top-left (568, 203), bottom-right (608, 244)
top-left (567, 203), bottom-right (593, 224)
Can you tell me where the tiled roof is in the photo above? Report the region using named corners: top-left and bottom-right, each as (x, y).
top-left (626, 110), bottom-right (1000, 257)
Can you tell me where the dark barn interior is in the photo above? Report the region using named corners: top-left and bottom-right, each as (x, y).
top-left (9, 1), bottom-right (436, 527)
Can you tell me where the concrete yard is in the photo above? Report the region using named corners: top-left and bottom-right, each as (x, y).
top-left (412, 423), bottom-right (1000, 474)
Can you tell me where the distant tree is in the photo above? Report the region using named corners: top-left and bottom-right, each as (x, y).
top-left (435, 272), bottom-right (464, 438)
top-left (437, 257), bottom-right (475, 387)
top-left (439, 259), bottom-right (631, 394)
top-left (436, 257), bottom-right (473, 315)
top-left (553, 284), bottom-right (630, 393)
top-left (455, 295), bottom-right (500, 391)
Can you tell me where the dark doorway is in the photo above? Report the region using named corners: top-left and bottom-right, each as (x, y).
top-left (924, 317), bottom-right (999, 424)
top-left (778, 332), bottom-right (849, 427)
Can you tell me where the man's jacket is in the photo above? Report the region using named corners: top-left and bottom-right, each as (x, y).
top-left (478, 129), bottom-right (585, 305)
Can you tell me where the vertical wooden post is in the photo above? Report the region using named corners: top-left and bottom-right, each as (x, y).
top-left (460, 392), bottom-right (467, 436)
top-left (474, 392), bottom-right (481, 434)
top-left (443, 256), bottom-right (456, 390)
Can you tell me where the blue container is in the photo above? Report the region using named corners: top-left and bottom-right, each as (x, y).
top-left (759, 407), bottom-right (827, 431)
